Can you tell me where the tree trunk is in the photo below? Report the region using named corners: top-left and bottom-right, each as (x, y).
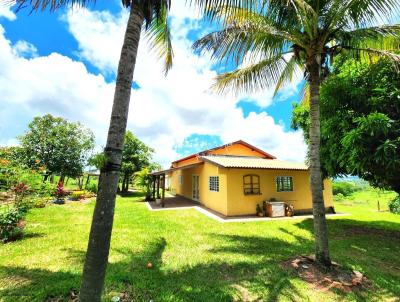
top-left (122, 173), bottom-right (129, 192)
top-left (79, 6), bottom-right (144, 302)
top-left (308, 61), bottom-right (331, 268)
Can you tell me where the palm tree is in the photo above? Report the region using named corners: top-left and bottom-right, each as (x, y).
top-left (10, 0), bottom-right (258, 300)
top-left (13, 1), bottom-right (173, 301)
top-left (193, 0), bottom-right (400, 267)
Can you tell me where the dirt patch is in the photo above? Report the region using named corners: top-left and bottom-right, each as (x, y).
top-left (0, 191), bottom-right (14, 204)
top-left (334, 225), bottom-right (400, 241)
top-left (282, 255), bottom-right (373, 294)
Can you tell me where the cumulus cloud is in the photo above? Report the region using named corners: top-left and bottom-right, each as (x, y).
top-left (0, 24), bottom-right (114, 147)
top-left (0, 2), bottom-right (16, 21)
top-left (12, 40), bottom-right (38, 58)
top-left (64, 6), bottom-right (307, 166)
top-left (0, 5), bottom-right (307, 168)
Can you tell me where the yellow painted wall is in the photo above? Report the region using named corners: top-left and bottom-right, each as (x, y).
top-left (169, 162), bottom-right (228, 215)
top-left (170, 165), bottom-right (334, 216)
top-left (225, 169), bottom-right (334, 216)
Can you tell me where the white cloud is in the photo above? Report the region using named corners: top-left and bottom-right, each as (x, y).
top-left (0, 2), bottom-right (16, 21)
top-left (64, 7), bottom-right (307, 166)
top-left (12, 40), bottom-right (38, 57)
top-left (0, 5), bottom-right (307, 169)
top-left (0, 24), bottom-right (114, 148)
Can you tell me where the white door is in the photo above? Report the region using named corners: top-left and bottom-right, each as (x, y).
top-left (192, 175), bottom-right (199, 201)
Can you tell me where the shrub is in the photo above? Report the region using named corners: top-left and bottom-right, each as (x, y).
top-left (332, 182), bottom-right (360, 196)
top-left (70, 191), bottom-right (85, 201)
top-left (388, 196), bottom-right (400, 214)
top-left (86, 182), bottom-right (98, 194)
top-left (0, 206), bottom-right (26, 242)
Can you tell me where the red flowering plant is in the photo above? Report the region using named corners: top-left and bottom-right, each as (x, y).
top-left (54, 180), bottom-right (66, 204)
top-left (11, 182), bottom-right (29, 205)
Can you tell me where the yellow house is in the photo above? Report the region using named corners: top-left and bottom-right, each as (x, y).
top-left (153, 140), bottom-right (334, 217)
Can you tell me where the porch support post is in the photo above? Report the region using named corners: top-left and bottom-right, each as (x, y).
top-left (161, 173), bottom-right (165, 208)
top-left (161, 173), bottom-right (165, 199)
top-left (156, 175), bottom-right (160, 199)
top-left (152, 175), bottom-right (156, 200)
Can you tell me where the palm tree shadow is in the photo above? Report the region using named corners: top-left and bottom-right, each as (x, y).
top-left (0, 236), bottom-right (304, 301)
top-left (3, 224), bottom-right (399, 301)
top-left (107, 235), bottom-right (307, 301)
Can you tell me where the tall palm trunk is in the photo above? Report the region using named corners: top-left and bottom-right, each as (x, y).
top-left (308, 59), bottom-right (331, 268)
top-left (79, 6), bottom-right (144, 302)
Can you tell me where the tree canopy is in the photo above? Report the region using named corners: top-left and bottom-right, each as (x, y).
top-left (120, 131), bottom-right (154, 192)
top-left (19, 114), bottom-right (95, 180)
top-left (292, 58), bottom-right (400, 194)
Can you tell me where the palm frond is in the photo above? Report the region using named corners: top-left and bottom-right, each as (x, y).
top-left (145, 5), bottom-right (173, 75)
top-left (188, 0), bottom-right (261, 21)
top-left (14, 0), bottom-right (96, 12)
top-left (299, 81), bottom-right (310, 106)
top-left (341, 46), bottom-right (400, 69)
top-left (323, 0), bottom-right (400, 32)
top-left (192, 7), bottom-right (304, 69)
top-left (335, 25), bottom-right (400, 50)
top-left (273, 53), bottom-right (303, 97)
top-left (212, 54), bottom-right (288, 95)
top-left (193, 25), bottom-right (291, 67)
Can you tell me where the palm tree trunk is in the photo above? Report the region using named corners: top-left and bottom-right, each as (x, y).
top-left (79, 6), bottom-right (144, 302)
top-left (308, 61), bottom-right (331, 268)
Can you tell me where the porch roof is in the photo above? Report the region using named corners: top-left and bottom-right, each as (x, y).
top-left (200, 155), bottom-right (308, 171)
top-left (150, 162), bottom-right (204, 176)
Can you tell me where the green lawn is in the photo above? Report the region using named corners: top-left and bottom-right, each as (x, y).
top-left (0, 190), bottom-right (399, 302)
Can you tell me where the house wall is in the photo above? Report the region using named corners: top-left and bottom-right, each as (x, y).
top-left (169, 162), bottom-right (228, 215)
top-left (226, 168), bottom-right (334, 216)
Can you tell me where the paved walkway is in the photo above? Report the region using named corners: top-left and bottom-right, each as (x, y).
top-left (146, 196), bottom-right (348, 223)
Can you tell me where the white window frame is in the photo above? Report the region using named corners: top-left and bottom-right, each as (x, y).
top-left (178, 175), bottom-right (184, 185)
top-left (276, 176), bottom-right (293, 192)
top-left (209, 176), bottom-right (219, 192)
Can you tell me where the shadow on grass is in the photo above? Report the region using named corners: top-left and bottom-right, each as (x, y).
top-left (1, 218), bottom-right (399, 302)
top-left (117, 191), bottom-right (145, 198)
top-left (0, 236), bottom-right (303, 302)
top-left (293, 218), bottom-right (400, 301)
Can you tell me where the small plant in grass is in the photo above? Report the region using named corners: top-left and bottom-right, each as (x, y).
top-left (388, 196), bottom-right (400, 214)
top-left (54, 181), bottom-right (66, 204)
top-left (0, 206), bottom-right (26, 243)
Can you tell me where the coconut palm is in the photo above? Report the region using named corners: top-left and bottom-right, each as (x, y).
top-left (13, 1), bottom-right (173, 301)
top-left (10, 0), bottom-right (259, 300)
top-left (193, 0), bottom-right (400, 267)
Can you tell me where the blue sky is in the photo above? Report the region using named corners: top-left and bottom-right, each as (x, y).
top-left (0, 1), bottom-right (307, 167)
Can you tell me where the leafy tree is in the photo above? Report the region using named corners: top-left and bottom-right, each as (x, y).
top-left (193, 1), bottom-right (400, 267)
top-left (19, 114), bottom-right (94, 181)
top-left (293, 58), bottom-right (400, 194)
top-left (120, 131), bottom-right (154, 192)
top-left (87, 152), bottom-right (105, 171)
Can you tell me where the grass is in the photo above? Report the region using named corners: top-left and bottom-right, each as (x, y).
top-left (0, 188), bottom-right (399, 302)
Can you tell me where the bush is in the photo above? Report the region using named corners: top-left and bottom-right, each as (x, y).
top-left (70, 191), bottom-right (85, 201)
top-left (86, 182), bottom-right (98, 194)
top-left (388, 196), bottom-right (400, 214)
top-left (332, 182), bottom-right (360, 196)
top-left (0, 206), bottom-right (26, 242)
